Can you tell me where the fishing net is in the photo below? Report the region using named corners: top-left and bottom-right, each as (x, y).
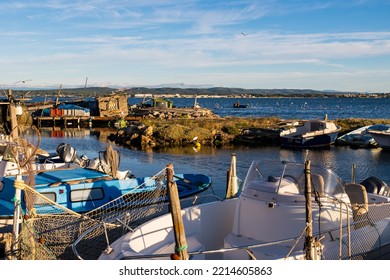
top-left (280, 189), bottom-right (390, 260)
top-left (8, 167), bottom-right (171, 260)
top-left (1, 124), bottom-right (181, 260)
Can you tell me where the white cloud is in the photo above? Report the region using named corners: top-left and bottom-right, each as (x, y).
top-left (1, 1), bottom-right (389, 91)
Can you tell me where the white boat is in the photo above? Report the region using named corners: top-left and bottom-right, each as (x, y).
top-left (336, 124), bottom-right (390, 148)
top-left (279, 117), bottom-right (341, 148)
top-left (368, 128), bottom-right (390, 150)
top-left (97, 160), bottom-right (390, 260)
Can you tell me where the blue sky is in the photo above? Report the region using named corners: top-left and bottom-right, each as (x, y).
top-left (1, 0), bottom-right (390, 92)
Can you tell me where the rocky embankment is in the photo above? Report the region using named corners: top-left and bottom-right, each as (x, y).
top-left (107, 116), bottom-right (390, 150)
top-left (131, 107), bottom-right (217, 119)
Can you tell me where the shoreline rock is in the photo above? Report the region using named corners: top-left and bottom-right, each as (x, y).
top-left (107, 116), bottom-right (390, 150)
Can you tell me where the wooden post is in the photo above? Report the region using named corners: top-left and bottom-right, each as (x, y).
top-left (193, 95), bottom-right (198, 110)
top-left (226, 153), bottom-right (238, 198)
top-left (55, 84), bottom-right (62, 106)
top-left (8, 90), bottom-right (19, 139)
top-left (226, 169), bottom-right (230, 194)
top-left (351, 163), bottom-right (356, 183)
top-left (304, 160), bottom-right (315, 260)
top-left (166, 163), bottom-right (189, 260)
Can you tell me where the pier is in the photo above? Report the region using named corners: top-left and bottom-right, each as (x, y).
top-left (33, 115), bottom-right (141, 128)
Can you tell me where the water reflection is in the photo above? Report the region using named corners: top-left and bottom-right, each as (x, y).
top-left (37, 128), bottom-right (390, 198)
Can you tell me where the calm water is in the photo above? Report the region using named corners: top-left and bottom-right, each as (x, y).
top-left (38, 129), bottom-right (390, 199)
top-left (129, 97), bottom-right (390, 120)
top-left (33, 97), bottom-right (390, 198)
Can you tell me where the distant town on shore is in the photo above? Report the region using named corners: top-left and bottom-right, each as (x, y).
top-left (5, 86), bottom-right (390, 99)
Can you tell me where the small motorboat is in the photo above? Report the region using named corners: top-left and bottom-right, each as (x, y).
top-left (0, 143), bottom-right (212, 217)
top-left (279, 117), bottom-right (341, 148)
top-left (368, 127), bottom-right (390, 151)
top-left (233, 101), bottom-right (248, 108)
top-left (336, 124), bottom-right (390, 148)
top-left (96, 160), bottom-right (390, 260)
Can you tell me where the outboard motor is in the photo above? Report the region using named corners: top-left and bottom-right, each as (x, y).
top-left (360, 176), bottom-right (390, 197)
top-left (56, 143), bottom-right (84, 165)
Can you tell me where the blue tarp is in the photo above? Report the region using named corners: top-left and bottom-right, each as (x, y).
top-left (58, 104), bottom-right (90, 112)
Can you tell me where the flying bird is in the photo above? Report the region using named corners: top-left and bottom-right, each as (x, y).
top-left (241, 32), bottom-right (247, 36)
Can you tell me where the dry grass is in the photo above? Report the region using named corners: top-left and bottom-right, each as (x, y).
top-left (144, 116), bottom-right (281, 134)
top-left (140, 117), bottom-right (282, 146)
top-left (134, 116), bottom-right (390, 148)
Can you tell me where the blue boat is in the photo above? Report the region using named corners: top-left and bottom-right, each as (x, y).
top-left (279, 118), bottom-right (341, 148)
top-left (0, 168), bottom-right (212, 217)
top-left (0, 143), bottom-right (212, 218)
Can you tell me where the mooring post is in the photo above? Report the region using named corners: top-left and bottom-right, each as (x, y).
top-left (351, 163), bottom-right (356, 183)
top-left (193, 95), bottom-right (198, 110)
top-left (8, 90), bottom-right (19, 139)
top-left (226, 153), bottom-right (238, 198)
top-left (304, 160), bottom-right (317, 260)
top-left (166, 163), bottom-right (189, 260)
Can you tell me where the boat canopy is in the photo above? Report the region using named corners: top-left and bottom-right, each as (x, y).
top-left (242, 160), bottom-right (345, 198)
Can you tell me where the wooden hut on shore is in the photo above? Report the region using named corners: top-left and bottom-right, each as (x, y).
top-left (97, 93), bottom-right (128, 117)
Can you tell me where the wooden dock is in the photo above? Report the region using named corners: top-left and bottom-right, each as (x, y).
top-left (33, 115), bottom-right (141, 128)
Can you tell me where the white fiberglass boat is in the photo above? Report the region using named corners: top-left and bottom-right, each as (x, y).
top-left (96, 160), bottom-right (390, 260)
top-left (369, 128), bottom-right (390, 151)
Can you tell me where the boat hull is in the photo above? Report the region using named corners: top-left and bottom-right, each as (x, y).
top-left (280, 131), bottom-right (339, 148)
top-left (0, 168), bottom-right (212, 217)
top-left (336, 125), bottom-right (390, 149)
top-left (92, 160), bottom-right (390, 260)
top-left (370, 131), bottom-right (390, 150)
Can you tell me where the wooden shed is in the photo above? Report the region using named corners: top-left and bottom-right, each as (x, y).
top-left (97, 94), bottom-right (128, 117)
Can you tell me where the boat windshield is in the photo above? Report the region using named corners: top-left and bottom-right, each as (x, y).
top-left (242, 160), bottom-right (345, 197)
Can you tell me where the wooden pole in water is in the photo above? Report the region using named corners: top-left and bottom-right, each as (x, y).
top-left (166, 163), bottom-right (189, 260)
top-left (226, 153), bottom-right (238, 198)
top-left (193, 95), bottom-right (198, 110)
top-left (304, 160), bottom-right (315, 260)
top-left (351, 163), bottom-right (356, 183)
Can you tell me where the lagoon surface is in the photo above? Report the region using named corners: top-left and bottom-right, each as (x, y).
top-left (35, 96), bottom-right (390, 197)
top-left (39, 128), bottom-right (390, 199)
top-left (129, 97), bottom-right (390, 120)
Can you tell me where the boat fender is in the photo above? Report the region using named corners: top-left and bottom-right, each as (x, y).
top-left (360, 176), bottom-right (390, 196)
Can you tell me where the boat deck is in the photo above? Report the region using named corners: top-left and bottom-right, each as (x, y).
top-left (20, 168), bottom-right (110, 186)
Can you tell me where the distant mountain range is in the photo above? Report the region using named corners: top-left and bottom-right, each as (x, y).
top-left (5, 86), bottom-right (388, 98)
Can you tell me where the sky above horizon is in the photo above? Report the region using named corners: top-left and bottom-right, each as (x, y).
top-left (1, 0), bottom-right (390, 92)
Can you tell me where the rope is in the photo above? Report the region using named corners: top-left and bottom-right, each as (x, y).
top-left (175, 243), bottom-right (188, 253)
top-left (14, 179), bottom-right (28, 190)
top-left (284, 224), bottom-right (308, 259)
